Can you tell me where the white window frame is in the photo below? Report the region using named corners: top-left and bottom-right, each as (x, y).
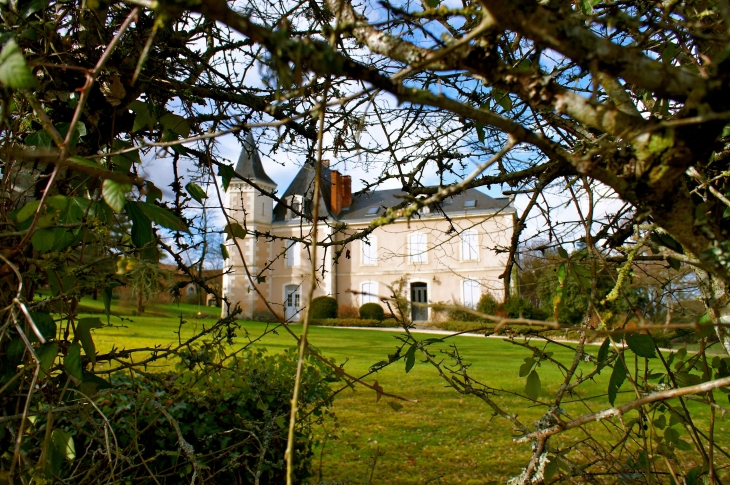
top-left (461, 229), bottom-right (479, 262)
top-left (285, 241), bottom-right (300, 267)
top-left (409, 232), bottom-right (427, 264)
top-left (361, 281), bottom-right (379, 305)
top-left (462, 279), bottom-right (481, 309)
top-left (360, 236), bottom-right (378, 266)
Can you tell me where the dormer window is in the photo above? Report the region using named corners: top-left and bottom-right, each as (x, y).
top-left (464, 199), bottom-right (476, 208)
top-left (367, 207), bottom-right (379, 215)
top-left (286, 195), bottom-right (304, 220)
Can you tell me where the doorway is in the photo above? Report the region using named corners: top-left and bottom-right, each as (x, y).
top-left (410, 282), bottom-right (428, 322)
top-left (284, 285), bottom-right (301, 322)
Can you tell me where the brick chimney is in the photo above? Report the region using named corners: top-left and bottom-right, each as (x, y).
top-left (331, 170), bottom-right (343, 216)
top-left (342, 175), bottom-right (352, 209)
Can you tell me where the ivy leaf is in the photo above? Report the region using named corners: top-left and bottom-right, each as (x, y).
top-left (525, 370), bottom-right (541, 400)
top-left (404, 343), bottom-right (417, 373)
top-left (218, 163), bottom-right (237, 191)
top-left (15, 200), bottom-right (41, 222)
top-left (111, 139), bottom-right (140, 173)
top-left (49, 428), bottom-right (75, 476)
top-left (519, 361), bottom-right (533, 377)
top-left (128, 100), bottom-right (156, 132)
top-left (136, 201), bottom-right (189, 232)
top-left (160, 112), bottom-right (191, 138)
top-left (608, 352), bottom-right (627, 406)
top-left (64, 342), bottom-right (83, 380)
top-left (29, 312), bottom-right (56, 342)
top-left (124, 202), bottom-right (153, 248)
top-left (102, 179), bottom-right (131, 213)
top-left (31, 229), bottom-right (54, 253)
top-left (0, 39), bottom-right (37, 89)
top-left (36, 342), bottom-right (58, 377)
top-left (75, 318), bottom-right (103, 365)
top-left (145, 181), bottom-right (163, 201)
top-left (597, 337), bottom-right (610, 365)
top-left (26, 129), bottom-right (53, 148)
top-left (185, 182), bottom-right (208, 203)
top-left (625, 333), bottom-right (657, 359)
top-left (223, 222), bottom-right (247, 240)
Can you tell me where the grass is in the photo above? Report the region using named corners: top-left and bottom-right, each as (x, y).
top-left (75, 298), bottom-right (728, 484)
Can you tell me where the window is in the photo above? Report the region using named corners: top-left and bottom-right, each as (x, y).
top-left (463, 279), bottom-right (480, 309)
top-left (409, 232), bottom-right (427, 263)
top-left (361, 236), bottom-right (378, 266)
top-left (285, 241), bottom-right (300, 267)
top-left (367, 207), bottom-right (379, 215)
top-left (361, 281), bottom-right (379, 304)
top-left (286, 195), bottom-right (304, 220)
top-left (461, 230), bottom-right (479, 261)
top-left (464, 199), bottom-right (476, 208)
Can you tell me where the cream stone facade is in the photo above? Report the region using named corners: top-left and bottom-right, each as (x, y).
top-left (222, 135), bottom-right (516, 322)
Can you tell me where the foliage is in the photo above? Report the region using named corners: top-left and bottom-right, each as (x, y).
top-left (337, 304), bottom-right (360, 319)
top-left (310, 318), bottom-right (399, 328)
top-left (476, 293), bottom-right (499, 316)
top-left (253, 309), bottom-right (280, 323)
top-left (501, 297), bottom-right (549, 321)
top-left (4, 346), bottom-right (336, 483)
top-left (359, 303), bottom-right (385, 321)
top-left (309, 296), bottom-right (338, 320)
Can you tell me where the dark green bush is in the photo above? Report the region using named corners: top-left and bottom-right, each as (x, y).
top-left (253, 309), bottom-right (279, 322)
top-left (502, 297), bottom-right (550, 320)
top-left (311, 318), bottom-right (399, 328)
top-left (477, 293), bottom-right (499, 315)
top-left (40, 347), bottom-right (335, 484)
top-left (359, 302), bottom-right (384, 321)
top-left (310, 296), bottom-right (338, 319)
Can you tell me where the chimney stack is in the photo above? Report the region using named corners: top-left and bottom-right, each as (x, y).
top-left (331, 170), bottom-right (342, 216)
top-left (342, 175), bottom-right (352, 209)
top-left (321, 159), bottom-right (330, 167)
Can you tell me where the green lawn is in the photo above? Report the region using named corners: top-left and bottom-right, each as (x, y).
top-left (77, 298), bottom-right (727, 484)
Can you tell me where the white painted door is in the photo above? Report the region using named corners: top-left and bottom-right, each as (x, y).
top-left (285, 285), bottom-right (300, 322)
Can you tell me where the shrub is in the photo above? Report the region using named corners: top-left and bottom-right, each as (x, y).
top-left (502, 297), bottom-right (549, 320)
top-left (253, 309), bottom-right (279, 322)
top-left (31, 347), bottom-right (336, 484)
top-left (359, 302), bottom-right (385, 321)
top-left (310, 318), bottom-right (399, 328)
top-left (310, 296), bottom-right (338, 319)
top-left (477, 293), bottom-right (499, 315)
top-left (338, 304), bottom-right (360, 319)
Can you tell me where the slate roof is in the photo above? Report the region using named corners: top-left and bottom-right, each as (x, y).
top-left (234, 132), bottom-right (276, 186)
top-left (338, 188), bottom-right (513, 221)
top-left (272, 163), bottom-right (333, 222)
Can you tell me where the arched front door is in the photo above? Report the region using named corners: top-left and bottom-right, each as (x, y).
top-left (410, 282), bottom-right (428, 322)
top-left (284, 285), bottom-right (301, 322)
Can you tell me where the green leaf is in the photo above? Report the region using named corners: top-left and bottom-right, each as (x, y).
top-left (404, 343), bottom-right (417, 373)
top-left (661, 43), bottom-right (678, 64)
top-left (29, 312), bottom-right (56, 342)
top-left (425, 0), bottom-right (439, 7)
top-left (51, 428), bottom-right (75, 462)
top-left (608, 352), bottom-right (627, 406)
top-left (218, 164), bottom-right (237, 191)
top-left (26, 129), bottom-right (53, 148)
top-left (625, 333), bottom-right (657, 359)
top-left (0, 39), bottom-right (37, 89)
top-left (653, 414), bottom-right (666, 430)
top-left (64, 342), bottom-right (82, 380)
top-left (101, 283), bottom-right (119, 325)
top-left (145, 181), bottom-right (163, 201)
top-left (129, 100), bottom-right (156, 132)
top-left (15, 200), bottom-right (41, 222)
top-left (220, 244), bottom-right (229, 260)
top-left (31, 228), bottom-right (54, 253)
top-left (124, 202), bottom-right (153, 249)
top-left (667, 257), bottom-right (681, 271)
top-left (80, 369), bottom-right (112, 394)
top-left (102, 179), bottom-right (131, 213)
top-left (387, 400), bottom-right (404, 411)
top-left (557, 247), bottom-right (569, 259)
top-left (7, 337), bottom-right (25, 366)
top-left (557, 263), bottom-right (567, 285)
top-left (525, 370), bottom-right (541, 400)
top-left (519, 362), bottom-right (533, 377)
top-left (36, 342), bottom-right (58, 377)
top-left (475, 122), bottom-right (485, 143)
top-left (185, 182), bottom-right (208, 204)
top-left (75, 318), bottom-right (103, 365)
top-left (160, 113), bottom-right (191, 138)
top-left (111, 139), bottom-right (140, 173)
top-left (136, 201), bottom-right (189, 232)
top-left (223, 222), bottom-right (247, 240)
top-left (55, 122), bottom-right (85, 149)
top-left (597, 337), bottom-right (610, 365)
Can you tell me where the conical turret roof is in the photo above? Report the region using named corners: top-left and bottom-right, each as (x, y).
top-left (234, 132), bottom-right (276, 186)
